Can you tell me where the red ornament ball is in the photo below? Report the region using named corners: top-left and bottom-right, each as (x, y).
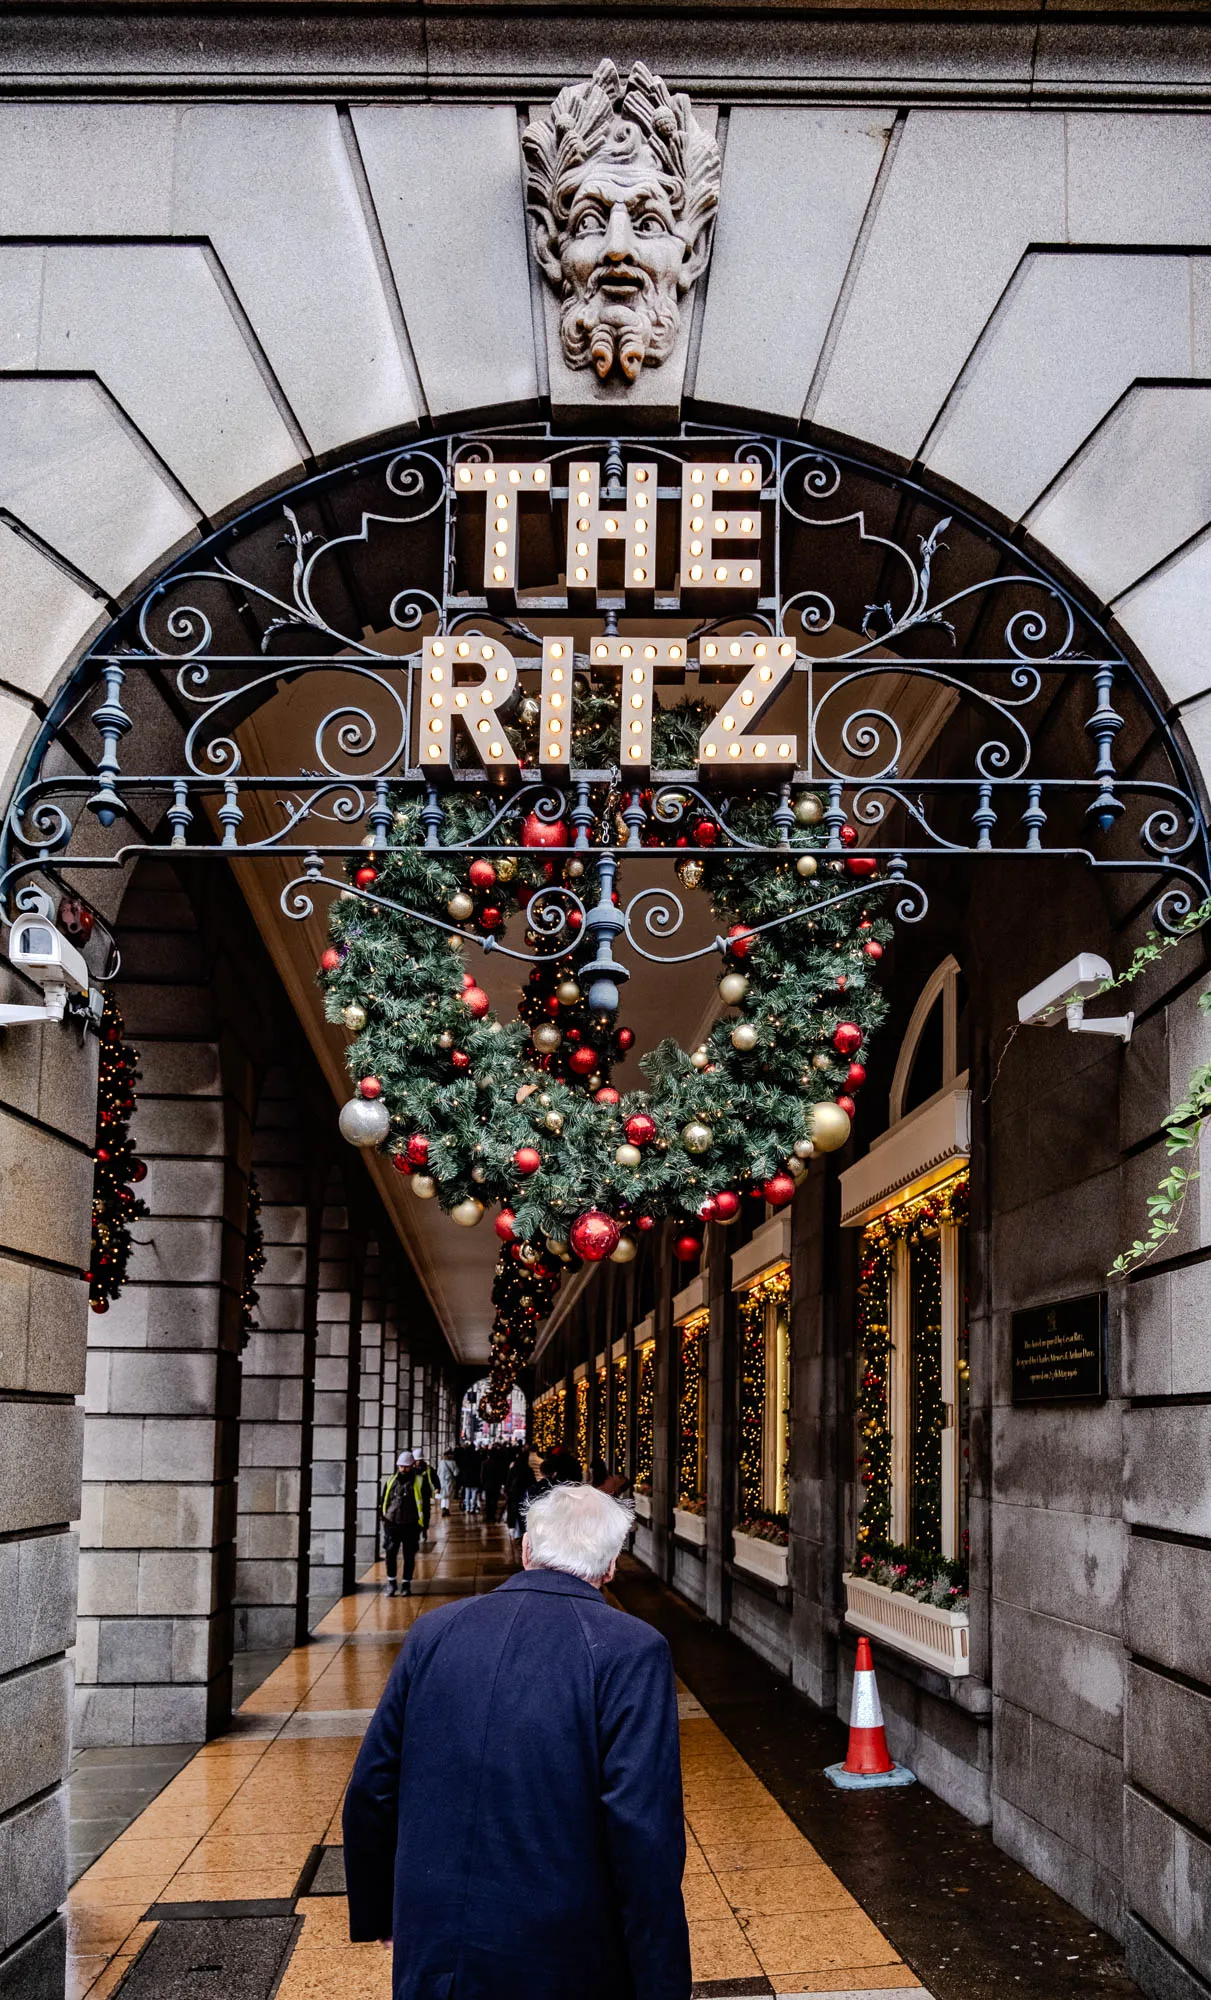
top-left (131, 1160), bottom-right (148, 1183)
top-left (95, 1146), bottom-right (111, 1163)
top-left (406, 1133), bottom-right (429, 1167)
top-left (625, 1112), bottom-right (657, 1147)
top-left (698, 1197), bottom-right (719, 1221)
top-left (832, 1021), bottom-right (864, 1057)
top-left (726, 923), bottom-right (755, 960)
top-left (846, 1063), bottom-right (867, 1089)
top-left (521, 811), bottom-right (567, 849)
top-left (358, 1076), bottom-right (383, 1100)
top-left (514, 1146), bottom-right (542, 1176)
top-left (494, 1208), bottom-right (517, 1243)
top-left (478, 906), bottom-right (503, 931)
top-left (839, 823), bottom-right (858, 848)
top-left (864, 938), bottom-right (884, 958)
top-left (568, 1045), bottom-right (598, 1076)
top-left (567, 911), bottom-right (583, 932)
top-left (468, 859), bottom-right (497, 890)
top-left (836, 974), bottom-right (848, 991)
top-left (673, 1233), bottom-right (702, 1263)
top-left (392, 1152), bottom-right (411, 1175)
top-left (90, 1298), bottom-right (109, 1315)
top-left (595, 1087), bottom-right (620, 1106)
top-left (354, 864), bottom-right (378, 888)
top-left (570, 1209), bottom-right (621, 1262)
top-left (320, 946), bottom-right (342, 972)
top-left (836, 1094), bottom-right (857, 1118)
top-left (451, 1049), bottom-right (470, 1071)
top-left (713, 1190), bottom-right (741, 1221)
top-left (615, 1026), bottom-right (636, 1053)
top-left (763, 1172), bottom-right (796, 1208)
top-left (544, 995), bottom-right (561, 1016)
top-left (464, 985), bottom-right (490, 1019)
top-left (693, 819), bottom-right (719, 847)
top-left (636, 1215), bottom-right (656, 1232)
top-left (847, 854), bottom-right (878, 879)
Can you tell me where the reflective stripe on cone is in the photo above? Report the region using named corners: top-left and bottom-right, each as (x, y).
top-left (842, 1635), bottom-right (895, 1775)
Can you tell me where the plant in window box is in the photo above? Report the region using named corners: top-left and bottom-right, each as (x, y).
top-left (676, 1495), bottom-right (707, 1516)
top-left (740, 1509), bottom-right (789, 1547)
top-left (854, 1542), bottom-right (968, 1610)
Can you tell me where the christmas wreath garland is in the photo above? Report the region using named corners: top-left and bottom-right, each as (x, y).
top-left (320, 690), bottom-right (891, 1411)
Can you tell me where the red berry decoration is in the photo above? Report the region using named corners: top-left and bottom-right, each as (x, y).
top-left (693, 819), bottom-right (719, 847)
top-left (595, 1087), bottom-right (620, 1106)
top-left (451, 1049), bottom-right (470, 1071)
top-left (521, 811), bottom-right (567, 849)
top-left (615, 1027), bottom-right (636, 1053)
top-left (836, 974), bottom-right (848, 991)
top-left (763, 1173), bottom-right (796, 1208)
top-left (570, 1209), bottom-right (621, 1261)
top-left (478, 906), bottom-right (503, 931)
top-left (406, 1133), bottom-right (429, 1167)
top-left (354, 864), bottom-right (378, 888)
top-left (625, 1112), bottom-right (657, 1147)
top-left (836, 1094), bottom-right (857, 1118)
top-left (321, 946), bottom-right (342, 972)
top-left (514, 1146), bottom-right (542, 1176)
top-left (494, 1208), bottom-right (516, 1243)
top-left (839, 823), bottom-right (858, 848)
top-left (464, 985), bottom-right (490, 1019)
top-left (864, 938), bottom-right (883, 958)
top-left (358, 1076), bottom-right (383, 1100)
top-left (832, 1021), bottom-right (864, 1058)
top-left (568, 1045), bottom-right (598, 1076)
top-left (847, 1063), bottom-right (867, 1089)
top-left (847, 855), bottom-right (878, 879)
top-left (726, 923), bottom-right (754, 960)
top-left (468, 859), bottom-right (497, 890)
top-left (673, 1233), bottom-right (702, 1263)
top-left (392, 1152), bottom-right (411, 1175)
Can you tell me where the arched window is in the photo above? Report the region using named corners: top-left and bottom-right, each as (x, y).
top-left (840, 960), bottom-right (971, 1564)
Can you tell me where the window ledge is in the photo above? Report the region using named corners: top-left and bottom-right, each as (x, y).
top-left (843, 1572), bottom-right (970, 1677)
top-left (726, 1559), bottom-right (791, 1610)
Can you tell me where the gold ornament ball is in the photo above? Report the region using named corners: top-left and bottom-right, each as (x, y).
top-left (519, 1242), bottom-right (540, 1266)
top-left (793, 1137), bottom-right (815, 1159)
top-left (796, 853), bottom-right (818, 879)
top-left (731, 1021), bottom-right (759, 1053)
top-left (450, 1196), bottom-right (485, 1227)
top-left (546, 1234), bottom-right (571, 1260)
top-left (690, 1045), bottom-right (710, 1071)
top-left (556, 979), bottom-right (582, 1006)
top-left (532, 1023), bottom-right (562, 1054)
top-left (610, 1234), bottom-right (638, 1264)
top-left (812, 1051), bottom-right (832, 1071)
top-left (615, 1143), bottom-right (642, 1168)
top-left (471, 1165), bottom-right (486, 1183)
top-left (719, 971), bottom-right (748, 1005)
top-left (410, 1173), bottom-right (436, 1200)
top-left (588, 1072), bottom-right (603, 1093)
top-left (446, 934), bottom-right (465, 952)
top-left (342, 1002), bottom-right (367, 1032)
top-left (545, 1110), bottom-right (564, 1134)
top-left (795, 792), bottom-right (824, 827)
top-left (496, 856), bottom-right (517, 883)
top-left (439, 1030), bottom-right (454, 1049)
top-left (787, 1155), bottom-right (807, 1180)
top-left (538, 1092), bottom-right (552, 1108)
top-left (566, 858), bottom-right (585, 879)
top-left (810, 1101), bottom-right (852, 1152)
top-left (682, 1119), bottom-right (713, 1155)
top-left (447, 891), bottom-right (474, 921)
top-left (676, 858), bottom-right (705, 891)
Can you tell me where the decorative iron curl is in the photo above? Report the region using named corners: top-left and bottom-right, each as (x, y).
top-left (277, 871), bottom-right (584, 963)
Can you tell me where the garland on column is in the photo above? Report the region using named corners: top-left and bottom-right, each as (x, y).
top-left (737, 1264), bottom-right (791, 1534)
top-left (87, 995), bottom-right (149, 1314)
top-left (239, 1173), bottom-right (265, 1352)
top-left (677, 1309), bottom-right (707, 1506)
top-left (634, 1342), bottom-right (655, 1492)
top-left (575, 1375), bottom-right (590, 1468)
top-left (611, 1352), bottom-right (627, 1473)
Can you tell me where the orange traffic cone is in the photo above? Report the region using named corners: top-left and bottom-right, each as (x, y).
top-left (825, 1636), bottom-right (915, 1788)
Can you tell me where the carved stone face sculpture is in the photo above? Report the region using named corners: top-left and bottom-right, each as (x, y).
top-left (523, 61), bottom-right (721, 385)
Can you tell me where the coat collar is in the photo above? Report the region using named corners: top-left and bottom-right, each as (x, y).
top-left (498, 1567), bottom-right (604, 1601)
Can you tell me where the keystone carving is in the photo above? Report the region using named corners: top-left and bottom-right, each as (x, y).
top-left (523, 60), bottom-right (721, 386)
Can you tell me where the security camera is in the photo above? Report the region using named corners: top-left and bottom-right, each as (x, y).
top-left (2, 917), bottom-right (93, 1029)
top-left (1017, 953), bottom-right (1132, 1044)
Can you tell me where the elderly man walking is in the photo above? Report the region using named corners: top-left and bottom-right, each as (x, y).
top-left (344, 1482), bottom-right (691, 2000)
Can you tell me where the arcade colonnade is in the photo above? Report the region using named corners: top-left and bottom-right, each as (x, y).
top-left (5, 38), bottom-right (1211, 2000)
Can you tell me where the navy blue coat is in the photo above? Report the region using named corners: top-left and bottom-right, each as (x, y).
top-left (343, 1567), bottom-right (691, 2000)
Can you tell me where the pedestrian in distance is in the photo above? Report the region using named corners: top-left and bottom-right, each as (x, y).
top-left (344, 1482), bottom-right (690, 2000)
top-left (437, 1448), bottom-right (459, 1518)
top-left (380, 1451), bottom-right (436, 1597)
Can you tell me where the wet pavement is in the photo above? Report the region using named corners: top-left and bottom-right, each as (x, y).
top-left (613, 1558), bottom-right (1142, 2000)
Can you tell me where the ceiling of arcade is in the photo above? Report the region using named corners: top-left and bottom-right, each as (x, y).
top-left (3, 93), bottom-right (1211, 1357)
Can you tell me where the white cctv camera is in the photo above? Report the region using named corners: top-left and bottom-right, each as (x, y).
top-left (2, 917), bottom-right (92, 1028)
top-left (1017, 952), bottom-right (1133, 1044)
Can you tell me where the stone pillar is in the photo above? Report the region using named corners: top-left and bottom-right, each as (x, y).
top-left (788, 1160), bottom-right (841, 1711)
top-left (233, 1070), bottom-right (309, 1654)
top-left (308, 1183), bottom-right (353, 1620)
top-left (651, 1227), bottom-right (676, 1583)
top-left (0, 958), bottom-right (94, 1997)
top-left (704, 1227), bottom-right (732, 1627)
top-left (355, 1240), bottom-right (383, 1578)
top-left (78, 875), bottom-right (250, 1746)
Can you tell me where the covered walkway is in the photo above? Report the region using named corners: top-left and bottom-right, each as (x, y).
top-left (64, 1517), bottom-right (1133, 2000)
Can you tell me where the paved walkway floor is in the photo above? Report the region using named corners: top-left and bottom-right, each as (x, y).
top-left (63, 1516), bottom-right (1135, 1999)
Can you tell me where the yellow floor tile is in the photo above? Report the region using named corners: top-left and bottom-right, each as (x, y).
top-left (275, 1945), bottom-right (394, 1998)
top-left (772, 1974), bottom-right (922, 1994)
top-left (688, 1916), bottom-right (765, 1983)
top-left (65, 1902), bottom-right (145, 1954)
top-left (714, 1863), bottom-right (860, 1915)
top-left (739, 1909), bottom-right (905, 1975)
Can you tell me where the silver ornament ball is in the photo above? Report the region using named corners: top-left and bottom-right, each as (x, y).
top-left (338, 1095), bottom-right (390, 1148)
top-left (793, 1137), bottom-right (815, 1159)
top-left (447, 891), bottom-right (474, 921)
top-left (341, 1002), bottom-right (367, 1032)
top-left (532, 1023), bottom-right (563, 1054)
top-left (615, 1143), bottom-right (642, 1168)
top-left (545, 1110), bottom-right (564, 1134)
top-left (812, 1052), bottom-right (832, 1071)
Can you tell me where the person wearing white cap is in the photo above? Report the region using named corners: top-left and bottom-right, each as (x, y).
top-left (380, 1450), bottom-right (432, 1596)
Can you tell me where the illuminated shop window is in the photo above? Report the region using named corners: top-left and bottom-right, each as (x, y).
top-left (611, 1353), bottom-right (627, 1474)
top-left (677, 1309), bottom-right (709, 1506)
top-left (737, 1265), bottom-right (791, 1530)
top-left (633, 1339), bottom-right (656, 1493)
top-left (575, 1373), bottom-right (590, 1472)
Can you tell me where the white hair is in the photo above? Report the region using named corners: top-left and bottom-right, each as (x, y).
top-left (525, 1483), bottom-right (633, 1582)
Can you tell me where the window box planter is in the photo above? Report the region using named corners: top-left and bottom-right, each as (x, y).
top-left (843, 1573), bottom-right (970, 1677)
top-left (633, 1492), bottom-right (652, 1522)
top-left (733, 1529), bottom-right (789, 1589)
top-left (673, 1505), bottom-right (707, 1547)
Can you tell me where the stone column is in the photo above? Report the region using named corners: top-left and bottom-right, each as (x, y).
top-left (651, 1227), bottom-right (676, 1583)
top-left (355, 1240), bottom-right (383, 1578)
top-left (704, 1226), bottom-right (732, 1626)
top-left (0, 958), bottom-right (94, 1996)
top-left (77, 873), bottom-right (250, 1746)
top-left (788, 1164), bottom-right (841, 1711)
top-left (308, 1182), bottom-right (353, 1620)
